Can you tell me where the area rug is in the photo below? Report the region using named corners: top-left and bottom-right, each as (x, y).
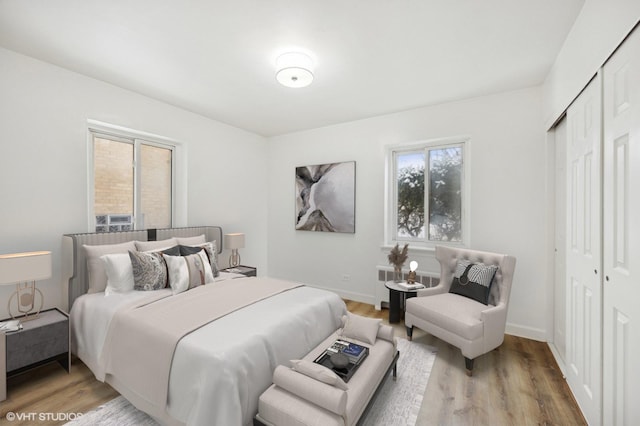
top-left (66, 339), bottom-right (436, 426)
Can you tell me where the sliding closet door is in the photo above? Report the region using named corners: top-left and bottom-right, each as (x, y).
top-left (565, 75), bottom-right (602, 425)
top-left (554, 117), bottom-right (568, 363)
top-left (602, 26), bottom-right (640, 426)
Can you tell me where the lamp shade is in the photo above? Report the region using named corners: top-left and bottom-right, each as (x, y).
top-left (0, 251), bottom-right (52, 285)
top-left (224, 233), bottom-right (245, 250)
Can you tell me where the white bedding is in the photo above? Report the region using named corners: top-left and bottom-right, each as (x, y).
top-left (70, 274), bottom-right (346, 426)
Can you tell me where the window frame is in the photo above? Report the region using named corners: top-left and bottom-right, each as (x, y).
top-left (87, 120), bottom-right (180, 232)
top-left (385, 136), bottom-right (470, 249)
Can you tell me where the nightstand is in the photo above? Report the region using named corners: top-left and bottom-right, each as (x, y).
top-left (1, 308), bottom-right (70, 401)
top-left (221, 265), bottom-right (257, 277)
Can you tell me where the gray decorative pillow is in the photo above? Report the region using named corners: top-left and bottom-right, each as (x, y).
top-left (128, 250), bottom-right (167, 291)
top-left (449, 260), bottom-right (498, 305)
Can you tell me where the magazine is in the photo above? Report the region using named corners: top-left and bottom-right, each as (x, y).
top-left (313, 339), bottom-right (370, 382)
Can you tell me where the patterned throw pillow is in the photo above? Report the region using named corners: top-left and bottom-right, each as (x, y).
top-left (163, 251), bottom-right (214, 294)
top-left (448, 260), bottom-right (498, 305)
top-left (128, 250), bottom-right (168, 291)
top-left (179, 241), bottom-right (220, 277)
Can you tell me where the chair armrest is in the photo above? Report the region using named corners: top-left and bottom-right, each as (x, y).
top-left (480, 303), bottom-right (508, 350)
top-left (272, 366), bottom-right (347, 417)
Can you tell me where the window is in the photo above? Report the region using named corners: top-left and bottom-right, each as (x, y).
top-left (89, 125), bottom-right (175, 232)
top-left (387, 138), bottom-right (468, 246)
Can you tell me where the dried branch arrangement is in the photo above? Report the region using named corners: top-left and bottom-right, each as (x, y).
top-left (388, 243), bottom-right (409, 268)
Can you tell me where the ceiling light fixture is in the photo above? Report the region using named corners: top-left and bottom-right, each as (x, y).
top-left (276, 52), bottom-right (314, 88)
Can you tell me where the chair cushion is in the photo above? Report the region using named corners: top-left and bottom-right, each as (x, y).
top-left (406, 293), bottom-right (487, 341)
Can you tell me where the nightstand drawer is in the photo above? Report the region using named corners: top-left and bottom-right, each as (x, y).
top-left (6, 320), bottom-right (68, 372)
top-left (4, 309), bottom-right (69, 374)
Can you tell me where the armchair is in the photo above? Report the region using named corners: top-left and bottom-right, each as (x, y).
top-left (405, 246), bottom-right (516, 375)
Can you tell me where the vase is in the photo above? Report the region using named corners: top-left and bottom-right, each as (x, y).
top-left (393, 266), bottom-right (403, 283)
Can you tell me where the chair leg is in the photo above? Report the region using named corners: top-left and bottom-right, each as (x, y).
top-left (405, 325), bottom-right (413, 341)
top-left (464, 357), bottom-right (474, 376)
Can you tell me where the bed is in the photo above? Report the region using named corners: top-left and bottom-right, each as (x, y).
top-left (62, 226), bottom-right (346, 426)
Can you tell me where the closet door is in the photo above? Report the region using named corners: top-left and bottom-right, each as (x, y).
top-left (602, 26), bottom-right (640, 426)
top-left (554, 117), bottom-right (568, 363)
top-left (565, 75), bottom-right (602, 425)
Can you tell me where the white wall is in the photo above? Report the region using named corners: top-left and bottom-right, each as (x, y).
top-left (0, 48), bottom-right (268, 319)
top-left (543, 0), bottom-right (640, 128)
top-left (267, 86), bottom-right (547, 340)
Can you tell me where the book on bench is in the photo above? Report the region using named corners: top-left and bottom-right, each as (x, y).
top-left (314, 340), bottom-right (369, 382)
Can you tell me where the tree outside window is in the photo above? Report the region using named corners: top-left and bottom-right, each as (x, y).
top-left (393, 141), bottom-right (465, 244)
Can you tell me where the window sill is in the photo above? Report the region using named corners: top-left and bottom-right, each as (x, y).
top-left (380, 244), bottom-right (435, 254)
top-left (380, 241), bottom-right (467, 254)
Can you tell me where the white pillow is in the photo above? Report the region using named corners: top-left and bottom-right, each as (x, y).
top-left (163, 251), bottom-right (214, 294)
top-left (340, 312), bottom-right (381, 345)
top-left (175, 234), bottom-right (206, 245)
top-left (290, 359), bottom-right (348, 390)
top-left (135, 238), bottom-right (177, 252)
top-left (84, 241), bottom-right (137, 293)
top-left (101, 253), bottom-right (134, 295)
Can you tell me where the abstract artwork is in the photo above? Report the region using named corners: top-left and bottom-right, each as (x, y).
top-left (295, 161), bottom-right (355, 233)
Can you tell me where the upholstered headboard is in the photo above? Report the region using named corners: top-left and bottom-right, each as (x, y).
top-left (62, 226), bottom-right (223, 310)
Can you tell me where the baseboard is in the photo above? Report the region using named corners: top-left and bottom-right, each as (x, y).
top-left (505, 322), bottom-right (546, 342)
top-left (547, 342), bottom-right (567, 378)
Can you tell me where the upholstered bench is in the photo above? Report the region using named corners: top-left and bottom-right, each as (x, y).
top-left (255, 313), bottom-right (399, 426)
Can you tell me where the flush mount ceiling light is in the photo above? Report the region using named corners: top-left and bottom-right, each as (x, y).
top-left (276, 52), bottom-right (314, 88)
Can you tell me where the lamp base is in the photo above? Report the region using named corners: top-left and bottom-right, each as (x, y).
top-left (8, 282), bottom-right (43, 320)
top-left (229, 249), bottom-right (241, 268)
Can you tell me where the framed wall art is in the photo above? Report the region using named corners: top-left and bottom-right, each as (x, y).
top-left (295, 161), bottom-right (355, 233)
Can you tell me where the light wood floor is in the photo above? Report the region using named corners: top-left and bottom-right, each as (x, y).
top-left (347, 300), bottom-right (586, 426)
top-left (1, 301), bottom-right (585, 426)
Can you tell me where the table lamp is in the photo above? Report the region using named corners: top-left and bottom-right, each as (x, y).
top-left (407, 260), bottom-right (418, 284)
top-left (224, 233), bottom-right (245, 267)
top-left (0, 251), bottom-right (51, 320)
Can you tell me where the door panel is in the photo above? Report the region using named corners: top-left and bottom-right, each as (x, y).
top-left (565, 75), bottom-right (602, 425)
top-left (602, 26), bottom-right (640, 426)
top-left (555, 117), bottom-right (567, 362)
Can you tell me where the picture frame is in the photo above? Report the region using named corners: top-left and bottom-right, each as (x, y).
top-left (295, 161), bottom-right (355, 233)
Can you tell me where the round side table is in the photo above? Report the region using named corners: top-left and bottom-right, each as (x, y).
top-left (384, 281), bottom-right (423, 323)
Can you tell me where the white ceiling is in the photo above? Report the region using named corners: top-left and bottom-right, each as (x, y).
top-left (0, 1), bottom-right (584, 137)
